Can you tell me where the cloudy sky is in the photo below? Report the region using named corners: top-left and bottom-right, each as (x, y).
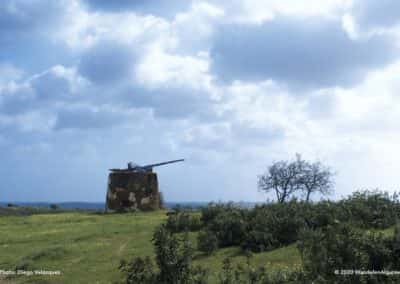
top-left (1, 0), bottom-right (400, 202)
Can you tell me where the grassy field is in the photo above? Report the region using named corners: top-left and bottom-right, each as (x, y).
top-left (0, 210), bottom-right (300, 284)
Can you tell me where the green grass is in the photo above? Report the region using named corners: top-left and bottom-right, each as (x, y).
top-left (0, 211), bottom-right (300, 283)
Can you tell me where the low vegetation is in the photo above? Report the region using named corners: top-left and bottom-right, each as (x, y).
top-left (117, 189), bottom-right (400, 283)
top-left (0, 209), bottom-right (299, 283)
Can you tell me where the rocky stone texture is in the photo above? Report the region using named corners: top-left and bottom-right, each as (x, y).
top-left (106, 172), bottom-right (161, 211)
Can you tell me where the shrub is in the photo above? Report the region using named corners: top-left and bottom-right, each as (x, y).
top-left (121, 225), bottom-right (209, 284)
top-left (298, 223), bottom-right (400, 283)
top-left (241, 230), bottom-right (276, 252)
top-left (199, 190), bottom-right (400, 253)
top-left (219, 258), bottom-right (239, 284)
top-left (153, 225), bottom-right (208, 283)
top-left (391, 223), bottom-right (400, 269)
top-left (200, 202), bottom-right (238, 224)
top-left (197, 230), bottom-right (218, 255)
top-left (188, 214), bottom-right (202, 231)
top-left (119, 257), bottom-right (157, 284)
top-left (153, 225), bottom-right (191, 283)
top-left (218, 256), bottom-right (304, 284)
top-left (50, 204), bottom-right (59, 210)
top-left (165, 210), bottom-right (202, 233)
top-left (340, 190), bottom-right (400, 229)
top-left (300, 201), bottom-right (341, 229)
top-left (208, 209), bottom-right (248, 247)
top-left (242, 201), bottom-right (305, 252)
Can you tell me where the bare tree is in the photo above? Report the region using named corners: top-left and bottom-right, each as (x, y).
top-left (298, 158), bottom-right (334, 202)
top-left (258, 155), bottom-right (303, 203)
top-left (258, 154), bottom-right (334, 203)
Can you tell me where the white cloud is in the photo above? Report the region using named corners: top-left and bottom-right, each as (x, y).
top-left (2, 0), bottom-right (400, 202)
top-left (136, 46), bottom-right (211, 89)
top-left (206, 0), bottom-right (351, 24)
top-left (58, 2), bottom-right (171, 50)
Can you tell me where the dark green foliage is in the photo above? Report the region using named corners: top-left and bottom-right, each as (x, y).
top-left (244, 201), bottom-right (305, 251)
top-left (153, 225), bottom-right (193, 283)
top-left (118, 189), bottom-right (400, 283)
top-left (219, 258), bottom-right (239, 284)
top-left (218, 255), bottom-right (266, 284)
top-left (200, 202), bottom-right (238, 224)
top-left (50, 204), bottom-right (59, 210)
top-left (200, 203), bottom-right (249, 248)
top-left (208, 208), bottom-right (248, 247)
top-left (391, 223), bottom-right (400, 268)
top-left (153, 225), bottom-right (209, 283)
top-left (119, 257), bottom-right (157, 284)
top-left (218, 256), bottom-right (305, 284)
top-left (339, 190), bottom-right (400, 229)
top-left (199, 190), bottom-right (400, 253)
top-left (0, 206), bottom-right (92, 216)
top-left (298, 223), bottom-right (400, 283)
top-left (121, 224), bottom-right (208, 284)
top-left (241, 230), bottom-right (277, 253)
top-left (201, 201), bottom-right (319, 252)
top-left (302, 200), bottom-right (342, 229)
top-left (197, 230), bottom-right (218, 255)
top-left (190, 266), bottom-right (209, 284)
top-left (165, 210), bottom-right (202, 233)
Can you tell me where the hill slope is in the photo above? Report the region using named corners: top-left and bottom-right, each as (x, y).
top-left (0, 211), bottom-right (300, 283)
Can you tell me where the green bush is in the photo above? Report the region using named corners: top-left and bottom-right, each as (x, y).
top-left (120, 225), bottom-right (208, 284)
top-left (50, 204), bottom-right (59, 210)
top-left (200, 202), bottom-right (238, 224)
top-left (339, 190), bottom-right (400, 229)
top-left (153, 225), bottom-right (192, 283)
top-left (165, 211), bottom-right (202, 233)
top-left (391, 223), bottom-right (400, 268)
top-left (199, 190), bottom-right (400, 253)
top-left (119, 257), bottom-right (157, 284)
top-left (298, 223), bottom-right (400, 283)
top-left (208, 209), bottom-right (248, 247)
top-left (241, 201), bottom-right (306, 252)
top-left (197, 230), bottom-right (218, 255)
top-left (218, 256), bottom-right (304, 284)
top-left (241, 230), bottom-right (276, 252)
top-left (153, 225), bottom-right (208, 283)
top-left (122, 190), bottom-right (400, 283)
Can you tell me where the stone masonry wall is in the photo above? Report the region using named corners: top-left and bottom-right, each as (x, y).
top-left (106, 172), bottom-right (161, 211)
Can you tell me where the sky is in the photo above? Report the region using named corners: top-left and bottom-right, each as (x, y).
top-left (1, 0), bottom-right (400, 202)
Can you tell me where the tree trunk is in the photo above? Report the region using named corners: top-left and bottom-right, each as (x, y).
top-left (281, 191), bottom-right (287, 203)
top-left (306, 190), bottom-right (311, 203)
top-left (275, 188), bottom-right (283, 203)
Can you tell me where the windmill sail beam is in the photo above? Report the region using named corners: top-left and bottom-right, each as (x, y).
top-left (109, 159), bottom-right (184, 172)
top-left (142, 159), bottom-right (185, 169)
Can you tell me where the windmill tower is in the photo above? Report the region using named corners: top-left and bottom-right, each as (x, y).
top-left (106, 159), bottom-right (184, 212)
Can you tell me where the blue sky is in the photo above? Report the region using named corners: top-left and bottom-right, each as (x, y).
top-left (1, 0), bottom-right (400, 202)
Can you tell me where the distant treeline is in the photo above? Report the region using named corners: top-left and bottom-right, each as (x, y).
top-left (0, 203), bottom-right (100, 216)
top-left (0, 201), bottom-right (247, 211)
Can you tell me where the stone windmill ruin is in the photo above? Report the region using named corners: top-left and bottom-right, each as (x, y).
top-left (106, 159), bottom-right (184, 212)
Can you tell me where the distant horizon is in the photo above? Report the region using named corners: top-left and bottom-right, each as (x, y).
top-left (0, 200), bottom-right (263, 204)
top-left (2, 187), bottom-right (395, 204)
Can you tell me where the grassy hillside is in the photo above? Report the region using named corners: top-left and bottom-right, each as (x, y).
top-left (0, 211), bottom-right (300, 284)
